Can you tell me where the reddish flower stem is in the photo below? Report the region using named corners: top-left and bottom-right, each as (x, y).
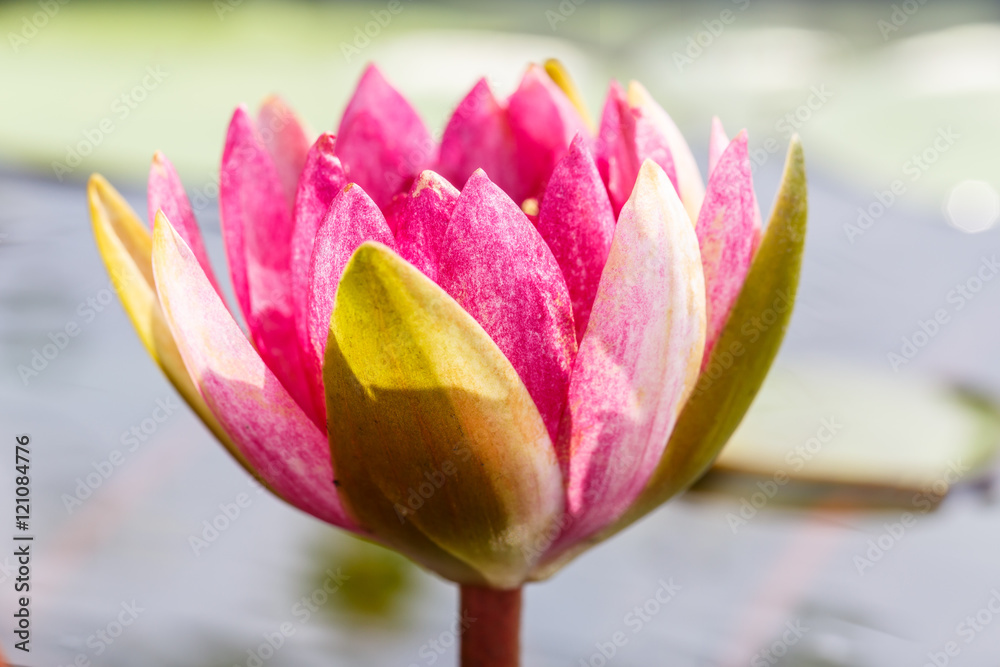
top-left (460, 584), bottom-right (522, 667)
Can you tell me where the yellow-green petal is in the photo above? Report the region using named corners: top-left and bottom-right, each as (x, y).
top-left (87, 174), bottom-right (260, 482)
top-left (534, 136), bottom-right (806, 578)
top-left (324, 242), bottom-right (564, 589)
top-left (543, 58), bottom-right (595, 133)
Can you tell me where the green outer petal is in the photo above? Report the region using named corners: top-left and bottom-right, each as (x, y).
top-left (533, 136), bottom-right (807, 578)
top-left (324, 242), bottom-right (564, 589)
top-left (87, 174), bottom-right (276, 495)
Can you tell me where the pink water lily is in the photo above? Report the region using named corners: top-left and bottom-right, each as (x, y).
top-left (88, 61), bottom-right (807, 666)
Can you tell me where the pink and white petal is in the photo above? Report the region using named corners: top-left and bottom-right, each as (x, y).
top-left (507, 65), bottom-right (591, 202)
top-left (627, 81), bottom-right (703, 222)
top-left (291, 134), bottom-right (347, 368)
top-left (536, 134), bottom-right (615, 342)
top-left (695, 131), bottom-right (756, 363)
top-left (220, 106), bottom-right (316, 426)
top-left (335, 65), bottom-right (435, 210)
top-left (147, 151), bottom-right (223, 298)
top-left (708, 118), bottom-right (763, 246)
top-left (628, 106), bottom-right (678, 209)
top-left (257, 95), bottom-right (314, 209)
top-left (708, 116), bottom-right (729, 176)
top-left (388, 170), bottom-right (460, 284)
top-left (554, 160), bottom-right (705, 550)
top-left (437, 170), bottom-right (577, 442)
top-left (304, 184), bottom-right (395, 403)
top-left (151, 212), bottom-right (357, 531)
top-left (437, 78), bottom-right (521, 201)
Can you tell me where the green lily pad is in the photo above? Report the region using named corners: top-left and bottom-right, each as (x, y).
top-left (707, 362), bottom-right (1000, 503)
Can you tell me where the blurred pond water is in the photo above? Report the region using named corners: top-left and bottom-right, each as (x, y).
top-left (3, 150), bottom-right (1000, 665)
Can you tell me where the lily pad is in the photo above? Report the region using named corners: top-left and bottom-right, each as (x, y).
top-left (706, 362), bottom-right (1000, 504)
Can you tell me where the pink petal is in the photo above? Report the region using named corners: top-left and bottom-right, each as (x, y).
top-left (436, 170), bottom-right (577, 442)
top-left (507, 65), bottom-right (590, 203)
top-left (257, 95), bottom-right (314, 209)
top-left (708, 118), bottom-right (763, 248)
top-left (220, 106), bottom-right (317, 426)
top-left (708, 116), bottom-right (729, 176)
top-left (596, 81), bottom-right (679, 216)
top-left (437, 78), bottom-right (521, 201)
top-left (335, 65), bottom-right (435, 210)
top-left (151, 213), bottom-right (357, 531)
top-left (554, 160), bottom-right (706, 549)
top-left (597, 81), bottom-right (643, 216)
top-left (627, 82), bottom-right (704, 222)
top-left (536, 134), bottom-right (615, 342)
top-left (304, 184), bottom-right (395, 403)
top-left (695, 131), bottom-right (757, 363)
top-left (147, 151), bottom-right (223, 298)
top-left (595, 80), bottom-right (625, 189)
top-left (387, 170), bottom-right (460, 284)
top-left (291, 133), bottom-right (347, 386)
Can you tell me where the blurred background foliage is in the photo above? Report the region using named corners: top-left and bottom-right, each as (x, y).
top-left (1, 0), bottom-right (998, 209)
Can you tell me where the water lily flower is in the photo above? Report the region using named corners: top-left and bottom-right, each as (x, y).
top-left (88, 61), bottom-right (806, 666)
